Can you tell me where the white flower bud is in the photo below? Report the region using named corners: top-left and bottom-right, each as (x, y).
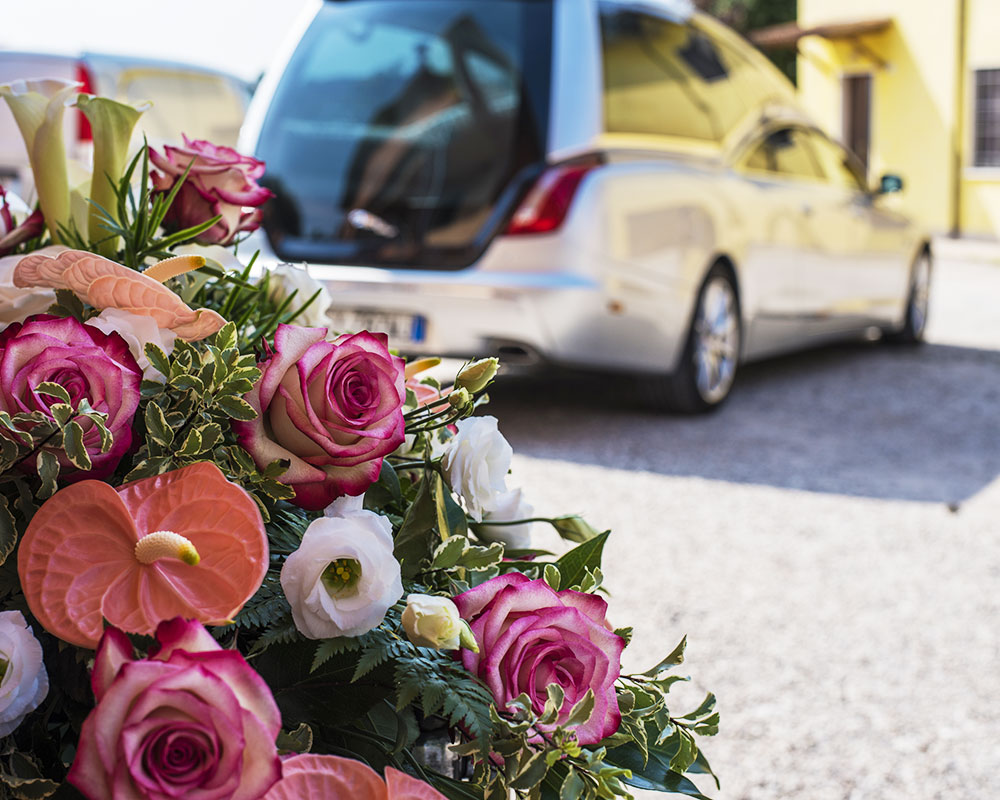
top-left (401, 594), bottom-right (464, 650)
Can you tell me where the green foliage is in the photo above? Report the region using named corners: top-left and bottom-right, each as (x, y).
top-left (85, 143), bottom-right (222, 268)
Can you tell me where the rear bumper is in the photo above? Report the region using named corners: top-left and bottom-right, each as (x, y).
top-left (305, 262), bottom-right (691, 374)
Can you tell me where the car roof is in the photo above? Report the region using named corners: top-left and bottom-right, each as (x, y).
top-left (594, 0), bottom-right (694, 23)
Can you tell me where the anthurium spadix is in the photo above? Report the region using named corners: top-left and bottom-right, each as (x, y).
top-left (75, 94), bottom-right (149, 256)
top-left (0, 79), bottom-right (78, 244)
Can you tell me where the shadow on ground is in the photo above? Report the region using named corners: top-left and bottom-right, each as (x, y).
top-left (486, 341), bottom-right (1000, 504)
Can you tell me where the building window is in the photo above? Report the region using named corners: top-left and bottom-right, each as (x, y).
top-left (973, 69), bottom-right (1000, 167)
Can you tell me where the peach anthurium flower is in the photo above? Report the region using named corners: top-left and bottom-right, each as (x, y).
top-left (11, 248), bottom-right (225, 341)
top-left (262, 754), bottom-right (447, 799)
top-left (17, 461), bottom-right (269, 649)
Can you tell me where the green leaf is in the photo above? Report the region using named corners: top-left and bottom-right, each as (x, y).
top-left (640, 635), bottom-right (687, 677)
top-left (560, 769), bottom-right (587, 800)
top-left (433, 474), bottom-right (468, 540)
top-left (543, 563), bottom-right (561, 590)
top-left (214, 321), bottom-right (238, 353)
top-left (456, 542), bottom-right (504, 570)
top-left (554, 530), bottom-right (610, 589)
top-left (35, 382), bottom-right (71, 405)
top-left (176, 428), bottom-right (203, 458)
top-left (564, 689), bottom-right (595, 728)
top-left (393, 478), bottom-right (437, 578)
top-left (144, 402), bottom-right (173, 446)
top-left (431, 536), bottom-right (467, 570)
top-left (170, 374), bottom-right (204, 394)
top-left (48, 403), bottom-right (74, 428)
top-left (36, 450), bottom-right (60, 499)
top-left (681, 692), bottom-right (716, 721)
top-left (509, 751), bottom-right (550, 791)
top-left (0, 495), bottom-right (17, 567)
top-left (144, 343), bottom-right (172, 377)
top-left (614, 626), bottom-right (633, 646)
top-left (603, 740), bottom-right (713, 799)
top-left (61, 421), bottom-right (92, 471)
top-left (215, 395), bottom-right (257, 421)
top-left (363, 460), bottom-right (402, 510)
top-left (276, 723), bottom-right (313, 755)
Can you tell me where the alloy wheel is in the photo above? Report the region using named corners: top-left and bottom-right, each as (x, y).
top-left (692, 276), bottom-right (740, 404)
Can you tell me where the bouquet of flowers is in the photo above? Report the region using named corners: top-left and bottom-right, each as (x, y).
top-left (0, 80), bottom-right (719, 800)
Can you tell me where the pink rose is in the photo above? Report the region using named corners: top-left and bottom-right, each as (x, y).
top-left (0, 314), bottom-right (141, 480)
top-left (234, 325), bottom-right (406, 510)
top-left (150, 136), bottom-right (274, 246)
top-left (69, 618), bottom-right (282, 800)
top-left (454, 573), bottom-right (624, 745)
top-left (263, 754), bottom-right (448, 799)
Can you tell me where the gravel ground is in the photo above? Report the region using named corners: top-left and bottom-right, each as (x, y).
top-left (485, 257), bottom-right (1000, 799)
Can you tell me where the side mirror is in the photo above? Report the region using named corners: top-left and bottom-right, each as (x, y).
top-left (878, 173), bottom-right (904, 194)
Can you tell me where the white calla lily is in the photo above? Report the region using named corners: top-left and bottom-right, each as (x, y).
top-left (0, 79), bottom-right (79, 244)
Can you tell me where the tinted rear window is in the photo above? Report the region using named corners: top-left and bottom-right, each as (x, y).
top-left (600, 6), bottom-right (792, 142)
top-left (255, 0), bottom-right (552, 268)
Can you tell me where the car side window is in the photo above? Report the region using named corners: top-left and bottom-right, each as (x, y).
top-left (744, 128), bottom-right (824, 181)
top-left (808, 133), bottom-right (869, 193)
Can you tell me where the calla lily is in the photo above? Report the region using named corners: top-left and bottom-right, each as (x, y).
top-left (75, 94), bottom-right (149, 255)
top-left (0, 79), bottom-right (79, 244)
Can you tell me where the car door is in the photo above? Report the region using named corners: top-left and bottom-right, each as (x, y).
top-left (737, 125), bottom-right (832, 357)
top-left (807, 132), bottom-right (912, 326)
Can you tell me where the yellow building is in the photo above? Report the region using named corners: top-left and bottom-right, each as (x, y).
top-left (754, 0), bottom-right (1000, 237)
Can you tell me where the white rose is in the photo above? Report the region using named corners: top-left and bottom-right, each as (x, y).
top-left (401, 594), bottom-right (463, 650)
top-left (474, 488), bottom-right (534, 550)
top-left (85, 308), bottom-right (177, 382)
top-left (280, 505), bottom-right (403, 639)
top-left (441, 416), bottom-right (512, 521)
top-left (0, 247), bottom-right (61, 327)
top-left (0, 611), bottom-right (49, 736)
top-left (269, 263), bottom-right (332, 328)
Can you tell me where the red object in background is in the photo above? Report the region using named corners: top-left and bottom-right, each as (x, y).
top-left (74, 62), bottom-right (95, 142)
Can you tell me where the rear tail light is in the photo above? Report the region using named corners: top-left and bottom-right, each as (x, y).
top-left (74, 63), bottom-right (95, 142)
top-left (504, 158), bottom-right (602, 236)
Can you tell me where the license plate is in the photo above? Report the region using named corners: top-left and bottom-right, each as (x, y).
top-left (326, 308), bottom-right (426, 346)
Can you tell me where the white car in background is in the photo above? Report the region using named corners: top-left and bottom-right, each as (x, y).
top-left (0, 51), bottom-right (251, 195)
top-left (240, 0), bottom-right (930, 412)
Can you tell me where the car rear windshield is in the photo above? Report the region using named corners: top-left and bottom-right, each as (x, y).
top-left (255, 0), bottom-right (552, 268)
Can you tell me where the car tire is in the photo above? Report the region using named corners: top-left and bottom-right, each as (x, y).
top-left (885, 249), bottom-right (931, 345)
top-left (653, 263), bottom-right (742, 414)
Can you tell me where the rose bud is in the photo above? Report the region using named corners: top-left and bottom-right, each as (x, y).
top-left (401, 594), bottom-right (478, 652)
top-left (455, 357), bottom-right (499, 394)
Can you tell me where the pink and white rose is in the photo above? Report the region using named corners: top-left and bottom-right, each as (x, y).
top-left (454, 572), bottom-right (624, 745)
top-left (69, 618), bottom-right (282, 800)
top-left (0, 314), bottom-right (141, 479)
top-left (0, 611), bottom-right (48, 736)
top-left (150, 136), bottom-right (274, 246)
top-left (234, 324), bottom-right (406, 510)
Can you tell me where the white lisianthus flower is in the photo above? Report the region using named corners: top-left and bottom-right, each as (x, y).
top-left (0, 611), bottom-right (49, 736)
top-left (269, 263), bottom-right (332, 328)
top-left (402, 594), bottom-right (463, 650)
top-left (85, 308), bottom-right (177, 382)
top-left (280, 503), bottom-right (403, 639)
top-left (442, 416), bottom-right (513, 521)
top-left (474, 488), bottom-right (534, 550)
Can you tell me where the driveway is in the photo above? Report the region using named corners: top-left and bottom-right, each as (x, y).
top-left (485, 255), bottom-right (1000, 799)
